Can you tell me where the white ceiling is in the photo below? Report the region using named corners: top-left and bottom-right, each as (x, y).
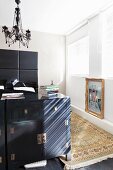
top-left (0, 0), bottom-right (113, 35)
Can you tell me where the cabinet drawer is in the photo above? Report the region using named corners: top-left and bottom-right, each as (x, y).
top-left (7, 120), bottom-right (44, 167)
top-left (7, 120), bottom-right (43, 137)
top-left (0, 142), bottom-right (5, 169)
top-left (7, 100), bottom-right (43, 122)
top-left (0, 155), bottom-right (5, 170)
top-left (43, 98), bottom-right (67, 115)
top-left (0, 101), bottom-right (5, 170)
top-left (43, 98), bottom-right (68, 125)
top-left (0, 101), bottom-right (5, 125)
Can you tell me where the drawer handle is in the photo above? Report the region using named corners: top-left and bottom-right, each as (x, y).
top-left (55, 107), bottom-right (58, 111)
top-left (10, 128), bottom-right (15, 134)
top-left (66, 142), bottom-right (69, 148)
top-left (0, 129), bottom-right (1, 136)
top-left (65, 120), bottom-right (69, 126)
top-left (0, 157), bottom-right (2, 163)
top-left (24, 109), bottom-right (28, 114)
top-left (11, 154), bottom-right (15, 161)
top-left (37, 133), bottom-right (46, 144)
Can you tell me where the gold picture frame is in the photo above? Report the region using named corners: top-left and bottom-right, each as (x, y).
top-left (85, 78), bottom-right (104, 119)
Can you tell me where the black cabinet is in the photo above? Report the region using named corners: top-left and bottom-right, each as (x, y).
top-left (6, 100), bottom-right (44, 170)
top-left (0, 101), bottom-right (5, 170)
top-left (0, 96), bottom-right (71, 170)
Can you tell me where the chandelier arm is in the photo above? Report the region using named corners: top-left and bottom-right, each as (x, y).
top-left (8, 31), bottom-right (16, 39)
top-left (7, 35), bottom-right (16, 42)
top-left (6, 38), bottom-right (16, 45)
top-left (22, 32), bottom-right (27, 37)
top-left (20, 39), bottom-right (29, 47)
top-left (22, 35), bottom-right (30, 42)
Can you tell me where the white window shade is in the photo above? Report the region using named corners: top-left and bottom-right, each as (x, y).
top-left (102, 6), bottom-right (113, 77)
top-left (67, 36), bottom-right (89, 75)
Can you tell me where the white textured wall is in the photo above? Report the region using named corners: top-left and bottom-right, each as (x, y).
top-left (0, 27), bottom-right (66, 94)
top-left (66, 76), bottom-right (85, 110)
top-left (66, 23), bottom-right (88, 98)
top-left (104, 79), bottom-right (113, 122)
top-left (66, 14), bottom-right (113, 134)
top-left (66, 23), bottom-right (88, 45)
top-left (88, 15), bottom-right (102, 77)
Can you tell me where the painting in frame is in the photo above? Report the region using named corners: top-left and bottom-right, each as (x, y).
top-left (85, 78), bottom-right (104, 119)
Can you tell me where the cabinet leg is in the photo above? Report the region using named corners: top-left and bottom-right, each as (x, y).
top-left (66, 150), bottom-right (71, 161)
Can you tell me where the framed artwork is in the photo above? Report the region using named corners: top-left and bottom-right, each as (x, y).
top-left (85, 78), bottom-right (104, 119)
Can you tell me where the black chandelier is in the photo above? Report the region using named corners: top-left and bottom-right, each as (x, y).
top-left (2, 0), bottom-right (31, 48)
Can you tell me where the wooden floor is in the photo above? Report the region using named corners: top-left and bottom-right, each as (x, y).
top-left (23, 158), bottom-right (113, 170)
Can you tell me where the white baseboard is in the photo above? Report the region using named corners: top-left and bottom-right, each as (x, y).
top-left (71, 105), bottom-right (113, 135)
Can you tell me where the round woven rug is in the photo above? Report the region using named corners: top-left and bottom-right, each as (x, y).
top-left (60, 113), bottom-right (113, 170)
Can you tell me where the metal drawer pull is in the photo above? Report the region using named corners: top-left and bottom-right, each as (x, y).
top-left (65, 120), bottom-right (69, 126)
top-left (55, 107), bottom-right (58, 111)
top-left (0, 129), bottom-right (1, 136)
top-left (10, 128), bottom-right (15, 134)
top-left (11, 154), bottom-right (15, 161)
top-left (0, 157), bottom-right (2, 163)
top-left (66, 142), bottom-right (69, 148)
top-left (24, 109), bottom-right (28, 114)
top-left (37, 133), bottom-right (46, 144)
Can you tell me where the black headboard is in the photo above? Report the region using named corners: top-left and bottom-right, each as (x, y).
top-left (0, 49), bottom-right (38, 89)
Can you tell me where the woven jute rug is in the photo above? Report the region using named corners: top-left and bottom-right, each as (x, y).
top-left (60, 113), bottom-right (113, 170)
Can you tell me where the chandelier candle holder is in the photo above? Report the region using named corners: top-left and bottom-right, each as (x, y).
top-left (2, 0), bottom-right (31, 48)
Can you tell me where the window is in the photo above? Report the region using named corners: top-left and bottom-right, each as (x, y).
top-left (67, 36), bottom-right (89, 75)
top-left (102, 6), bottom-right (113, 77)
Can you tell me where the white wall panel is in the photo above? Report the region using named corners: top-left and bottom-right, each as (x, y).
top-left (66, 76), bottom-right (85, 110)
top-left (88, 15), bottom-right (102, 77)
top-left (104, 79), bottom-right (113, 123)
top-left (66, 14), bottom-right (113, 130)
